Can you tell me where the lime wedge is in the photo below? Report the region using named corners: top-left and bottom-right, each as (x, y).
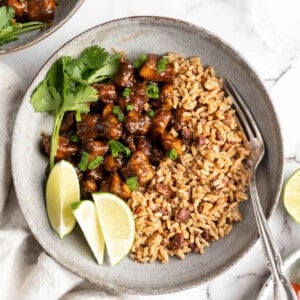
top-left (71, 201), bottom-right (105, 265)
top-left (283, 168), bottom-right (300, 223)
top-left (46, 160), bottom-right (80, 238)
top-left (93, 192), bottom-right (135, 266)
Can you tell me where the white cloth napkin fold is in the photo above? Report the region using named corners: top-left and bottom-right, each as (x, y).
top-left (0, 62), bottom-right (139, 300)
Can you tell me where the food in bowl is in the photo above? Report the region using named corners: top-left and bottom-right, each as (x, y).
top-left (0, 0), bottom-right (56, 47)
top-left (1, 0), bottom-right (56, 22)
top-left (30, 45), bottom-right (251, 264)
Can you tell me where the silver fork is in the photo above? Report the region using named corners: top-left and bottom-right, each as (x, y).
top-left (224, 80), bottom-right (297, 300)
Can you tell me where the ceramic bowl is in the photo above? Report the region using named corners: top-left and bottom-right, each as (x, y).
top-left (11, 16), bottom-right (284, 294)
top-left (257, 249), bottom-right (300, 299)
top-left (0, 0), bottom-right (85, 54)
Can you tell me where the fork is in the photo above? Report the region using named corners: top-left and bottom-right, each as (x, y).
top-left (224, 80), bottom-right (297, 300)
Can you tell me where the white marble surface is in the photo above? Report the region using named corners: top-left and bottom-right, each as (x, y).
top-left (1, 0), bottom-right (300, 299)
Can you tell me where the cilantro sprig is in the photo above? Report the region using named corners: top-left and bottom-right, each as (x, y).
top-left (30, 46), bottom-right (121, 169)
top-left (0, 6), bottom-right (46, 47)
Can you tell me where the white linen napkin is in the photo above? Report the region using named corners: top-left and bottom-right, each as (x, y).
top-left (0, 62), bottom-right (140, 300)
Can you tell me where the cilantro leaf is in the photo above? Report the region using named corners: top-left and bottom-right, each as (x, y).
top-left (79, 45), bottom-right (110, 69)
top-left (0, 6), bottom-right (14, 30)
top-left (65, 46), bottom-right (121, 85)
top-left (86, 54), bottom-right (120, 84)
top-left (63, 58), bottom-right (88, 84)
top-left (30, 59), bottom-right (64, 115)
top-left (30, 81), bottom-right (62, 115)
top-left (0, 6), bottom-right (45, 47)
top-left (62, 86), bottom-right (98, 113)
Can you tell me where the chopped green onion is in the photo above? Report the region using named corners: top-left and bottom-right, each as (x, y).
top-left (78, 151), bottom-right (89, 171)
top-left (122, 87), bottom-right (131, 97)
top-left (69, 131), bottom-right (79, 143)
top-left (166, 149), bottom-right (178, 160)
top-left (146, 83), bottom-right (159, 99)
top-left (126, 104), bottom-right (134, 111)
top-left (108, 140), bottom-right (131, 157)
top-left (88, 156), bottom-right (104, 170)
top-left (133, 54), bottom-right (147, 69)
top-left (112, 105), bottom-right (125, 122)
top-left (147, 109), bottom-right (155, 118)
top-left (157, 57), bottom-right (169, 73)
top-left (126, 176), bottom-right (139, 191)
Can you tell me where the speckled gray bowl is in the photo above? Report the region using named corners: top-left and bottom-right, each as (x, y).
top-left (11, 16), bottom-right (284, 294)
top-left (0, 0), bottom-right (84, 54)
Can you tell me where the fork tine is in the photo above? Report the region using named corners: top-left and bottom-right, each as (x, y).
top-left (223, 81), bottom-right (254, 140)
top-left (224, 79), bottom-right (263, 141)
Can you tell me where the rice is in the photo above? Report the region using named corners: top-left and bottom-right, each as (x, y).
top-left (127, 53), bottom-right (251, 263)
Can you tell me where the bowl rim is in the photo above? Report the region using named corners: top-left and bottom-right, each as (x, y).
top-left (11, 15), bottom-right (284, 294)
top-left (0, 0), bottom-right (85, 55)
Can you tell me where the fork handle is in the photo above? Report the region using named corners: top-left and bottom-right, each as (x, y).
top-left (249, 173), bottom-right (297, 300)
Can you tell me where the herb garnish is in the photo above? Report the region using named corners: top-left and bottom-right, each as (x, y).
top-left (78, 151), bottom-right (90, 171)
top-left (126, 176), bottom-right (139, 191)
top-left (146, 83), bottom-right (160, 99)
top-left (108, 140), bottom-right (131, 157)
top-left (166, 149), bottom-right (178, 160)
top-left (88, 156), bottom-right (104, 170)
top-left (69, 131), bottom-right (79, 143)
top-left (157, 57), bottom-right (169, 73)
top-left (133, 54), bottom-right (147, 69)
top-left (78, 152), bottom-right (103, 171)
top-left (112, 105), bottom-right (125, 122)
top-left (30, 46), bottom-right (121, 169)
top-left (0, 6), bottom-right (46, 47)
top-left (126, 104), bottom-right (134, 111)
top-left (147, 109), bottom-right (155, 118)
top-left (122, 87), bottom-right (131, 97)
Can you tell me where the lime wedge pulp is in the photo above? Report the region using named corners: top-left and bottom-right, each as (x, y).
top-left (46, 160), bottom-right (80, 238)
top-left (283, 168), bottom-right (300, 223)
top-left (93, 192), bottom-right (135, 266)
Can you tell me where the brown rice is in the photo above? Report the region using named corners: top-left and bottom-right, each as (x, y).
top-left (127, 53), bottom-right (251, 263)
